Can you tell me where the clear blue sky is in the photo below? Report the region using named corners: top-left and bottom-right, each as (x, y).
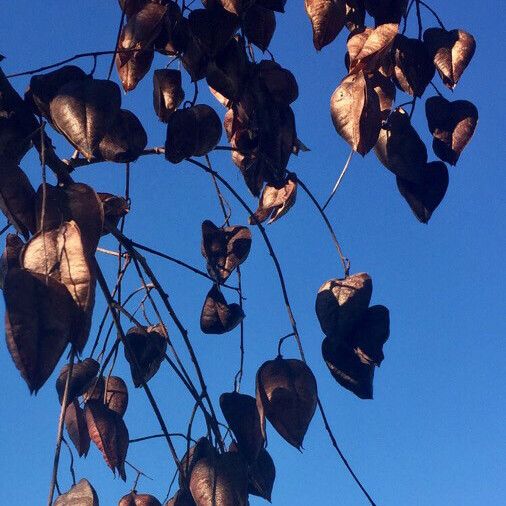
top-left (1, 2), bottom-right (504, 505)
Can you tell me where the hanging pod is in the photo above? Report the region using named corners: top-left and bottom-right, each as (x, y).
top-left (153, 69), bottom-right (185, 122)
top-left (54, 479), bottom-right (99, 506)
top-left (200, 285), bottom-right (245, 334)
top-left (85, 375), bottom-right (129, 417)
top-left (119, 491), bottom-right (162, 505)
top-left (56, 358), bottom-right (100, 405)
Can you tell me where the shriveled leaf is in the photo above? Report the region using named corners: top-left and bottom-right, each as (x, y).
top-left (64, 399), bottom-right (91, 457)
top-left (244, 5), bottom-right (276, 52)
top-left (118, 0), bottom-right (148, 18)
top-left (369, 72), bottom-right (396, 119)
top-left (153, 69), bottom-right (185, 122)
top-left (256, 356), bottom-right (318, 449)
top-left (85, 375), bottom-right (129, 417)
top-left (305, 0), bottom-right (346, 50)
top-left (154, 1), bottom-right (188, 56)
top-left (119, 491), bottom-right (162, 505)
top-left (56, 358), bottom-right (100, 404)
top-left (200, 285), bottom-right (244, 335)
top-left (217, 0), bottom-right (255, 16)
top-left (256, 0), bottom-right (286, 12)
top-left (54, 479), bottom-right (99, 506)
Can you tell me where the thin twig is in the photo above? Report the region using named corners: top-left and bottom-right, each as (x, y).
top-left (277, 332), bottom-right (296, 356)
top-left (130, 433), bottom-right (196, 444)
top-left (61, 437), bottom-right (77, 487)
top-left (0, 222), bottom-right (11, 236)
top-left (418, 0), bottom-right (446, 30)
top-left (321, 149), bottom-right (354, 211)
top-left (107, 8), bottom-right (126, 80)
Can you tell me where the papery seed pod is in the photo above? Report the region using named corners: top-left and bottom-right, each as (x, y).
top-left (0, 234), bottom-right (24, 289)
top-left (182, 35), bottom-right (209, 82)
top-left (4, 268), bottom-right (75, 393)
top-left (256, 0), bottom-right (286, 12)
top-left (97, 193), bottom-right (130, 235)
top-left (25, 65), bottom-right (87, 120)
top-left (50, 78), bottom-right (122, 160)
top-left (153, 69), bottom-right (185, 122)
top-left (315, 272), bottom-right (373, 338)
top-left (116, 48), bottom-right (155, 92)
top-left (165, 105), bottom-right (222, 163)
top-left (220, 392), bottom-right (264, 462)
top-left (392, 35), bottom-right (435, 97)
top-left (423, 28), bottom-right (476, 89)
top-left (200, 285), bottom-right (245, 334)
top-left (99, 109), bottom-right (148, 162)
top-left (425, 96), bottom-right (478, 166)
top-left (247, 447), bottom-right (276, 502)
top-left (374, 108), bottom-right (427, 183)
top-left (154, 1), bottom-right (188, 56)
top-left (54, 479), bottom-right (99, 506)
top-left (85, 376), bottom-right (129, 417)
top-left (305, 0), bottom-right (346, 51)
top-left (118, 0), bottom-right (149, 18)
top-left (119, 491), bottom-right (162, 505)
top-left (344, 0), bottom-right (365, 32)
top-left (86, 400), bottom-right (129, 480)
top-left (64, 399), bottom-right (91, 457)
top-left (217, 0), bottom-right (255, 16)
top-left (179, 437), bottom-right (216, 487)
top-left (322, 336), bottom-right (374, 399)
top-left (189, 452), bottom-right (249, 506)
top-left (396, 161), bottom-right (449, 223)
top-left (244, 5), bottom-right (276, 52)
top-left (124, 324), bottom-right (167, 387)
top-left (165, 488), bottom-right (196, 506)
top-left (56, 358), bottom-right (100, 404)
top-left (254, 60), bottom-right (298, 106)
top-left (256, 356), bottom-right (318, 449)
top-left (365, 0), bottom-right (408, 25)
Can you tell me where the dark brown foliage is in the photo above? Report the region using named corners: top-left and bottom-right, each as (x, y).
top-left (305, 0), bottom-right (346, 51)
top-left (56, 357), bottom-right (100, 404)
top-left (119, 491), bottom-right (162, 505)
top-left (153, 69), bottom-right (185, 122)
top-left (200, 285), bottom-right (245, 334)
top-left (244, 5), bottom-right (276, 52)
top-left (86, 375), bottom-right (129, 417)
top-left (64, 399), bottom-right (91, 457)
top-left (179, 437), bottom-right (217, 487)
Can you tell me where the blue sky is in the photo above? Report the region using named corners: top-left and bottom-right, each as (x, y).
top-left (1, 1), bottom-right (504, 505)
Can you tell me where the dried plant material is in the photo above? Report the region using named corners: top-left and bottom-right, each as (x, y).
top-left (220, 392), bottom-right (264, 462)
top-left (374, 108), bottom-right (427, 183)
top-left (322, 336), bottom-right (374, 399)
top-left (316, 272), bottom-right (372, 338)
top-left (392, 35), bottom-right (435, 97)
top-left (423, 28), bottom-right (476, 89)
top-left (0, 161), bottom-right (36, 239)
top-left (396, 161), bottom-right (449, 223)
top-left (182, 35), bottom-right (209, 83)
top-left (64, 399), bottom-right (91, 457)
top-left (344, 0), bottom-right (365, 32)
top-left (56, 358), bottom-right (100, 404)
top-left (50, 78), bottom-right (121, 160)
top-left (330, 71), bottom-right (381, 155)
top-left (0, 234), bottom-right (24, 289)
top-left (189, 452), bottom-right (249, 506)
top-left (425, 96), bottom-right (478, 166)
top-left (54, 479), bottom-right (99, 506)
top-left (154, 1), bottom-right (188, 56)
top-left (4, 268), bottom-right (75, 393)
top-left (85, 400), bottom-right (129, 480)
top-left (179, 437), bottom-right (216, 488)
top-left (165, 488), bottom-right (196, 506)
top-left (256, 0), bottom-right (286, 12)
top-left (119, 491), bottom-right (162, 505)
top-left (217, 0), bottom-right (255, 16)
top-left (250, 175), bottom-right (297, 224)
top-left (364, 0), bottom-right (408, 25)
top-left (97, 193), bottom-right (129, 235)
top-left (25, 65), bottom-right (87, 120)
top-left (86, 376), bottom-right (129, 417)
top-left (352, 305), bottom-right (390, 366)
top-left (124, 324), bottom-right (167, 387)
top-left (201, 220), bottom-right (252, 283)
top-left (99, 109), bottom-right (148, 162)
top-left (165, 105), bottom-right (222, 163)
top-left (117, 48), bottom-right (155, 92)
top-left (244, 5), bottom-right (276, 52)
top-left (305, 0), bottom-right (346, 50)
top-left (153, 69), bottom-right (185, 122)
top-left (247, 447), bottom-right (275, 501)
top-left (369, 71), bottom-right (396, 119)
top-left (255, 60), bottom-right (299, 106)
top-left (200, 285), bottom-right (245, 334)
top-left (256, 356), bottom-right (318, 449)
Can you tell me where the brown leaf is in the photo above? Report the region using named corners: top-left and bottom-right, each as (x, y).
top-left (54, 479), bottom-right (99, 506)
top-left (201, 220), bottom-right (252, 283)
top-left (153, 69), bottom-right (185, 122)
top-left (369, 71), bottom-right (396, 119)
top-left (116, 48), bottom-right (155, 92)
top-left (4, 268), bottom-right (74, 393)
top-left (254, 60), bottom-right (299, 106)
top-left (217, 0), bottom-right (255, 16)
top-left (64, 399), bottom-right (91, 457)
top-left (0, 234), bottom-right (24, 289)
top-left (305, 0), bottom-right (346, 50)
top-left (154, 2), bottom-right (188, 56)
top-left (200, 285), bottom-right (245, 335)
top-left (425, 96), bottom-right (478, 166)
top-left (0, 161), bottom-right (36, 239)
top-left (246, 446), bottom-right (275, 501)
top-left (330, 71), bottom-right (381, 155)
top-left (85, 375), bottom-right (129, 417)
top-left (256, 356), bottom-right (318, 449)
top-left (98, 193), bottom-right (129, 235)
top-left (250, 174), bottom-right (297, 224)
top-left (189, 452), bottom-right (249, 506)
top-left (119, 491), bottom-right (162, 505)
top-left (85, 400), bottom-right (129, 480)
top-left (244, 5), bottom-right (276, 52)
top-left (423, 28), bottom-right (476, 89)
top-left (219, 392), bottom-right (264, 462)
top-left (396, 161), bottom-right (449, 223)
top-left (364, 0), bottom-right (408, 25)
top-left (344, 0), bottom-right (365, 32)
top-left (315, 272), bottom-right (372, 338)
top-left (56, 358), bottom-right (100, 404)
top-left (374, 107), bottom-right (427, 182)
top-left (256, 0), bottom-right (286, 12)
top-left (179, 437), bottom-right (217, 488)
top-left (50, 78), bottom-right (121, 160)
top-left (124, 324), bottom-right (168, 387)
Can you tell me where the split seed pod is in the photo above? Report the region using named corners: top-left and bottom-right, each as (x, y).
top-left (85, 375), bottom-right (129, 417)
top-left (305, 0), bottom-right (346, 51)
top-left (256, 356), bottom-right (318, 449)
top-left (200, 285), bottom-right (245, 334)
top-left (54, 479), bottom-right (99, 506)
top-left (119, 491), bottom-right (162, 505)
top-left (153, 69), bottom-right (185, 122)
top-left (64, 399), bottom-right (91, 457)
top-left (56, 358), bottom-right (100, 404)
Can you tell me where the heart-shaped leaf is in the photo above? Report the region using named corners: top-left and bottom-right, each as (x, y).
top-left (200, 285), bottom-right (245, 334)
top-left (54, 479), bottom-right (99, 506)
top-left (153, 69), bottom-right (185, 122)
top-left (305, 0), bottom-right (346, 51)
top-left (119, 491), bottom-right (162, 505)
top-left (256, 356), bottom-right (318, 449)
top-left (85, 375), bottom-right (129, 417)
top-left (244, 5), bottom-right (276, 52)
top-left (64, 399), bottom-right (91, 457)
top-left (56, 358), bottom-right (100, 404)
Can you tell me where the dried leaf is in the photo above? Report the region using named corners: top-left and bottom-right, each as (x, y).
top-left (86, 375), bottom-right (129, 417)
top-left (256, 356), bottom-right (318, 449)
top-left (64, 399), bottom-right (91, 457)
top-left (256, 0), bottom-right (286, 12)
top-left (98, 193), bottom-right (129, 235)
top-left (369, 71), bottom-right (396, 118)
top-left (0, 234), bottom-right (24, 289)
top-left (154, 2), bottom-right (188, 56)
top-left (119, 491), bottom-right (162, 505)
top-left (344, 0), bottom-right (365, 32)
top-left (54, 479), bottom-right (99, 506)
top-left (200, 285), bottom-right (245, 335)
top-left (56, 358), bottom-right (100, 404)
top-left (364, 0), bottom-right (408, 25)
top-left (425, 96), bottom-right (478, 166)
top-left (153, 69), bottom-right (185, 122)
top-left (305, 0), bottom-right (346, 50)
top-left (179, 437), bottom-right (216, 488)
top-left (116, 48), bottom-right (155, 92)
top-left (217, 0), bottom-right (255, 16)
top-left (244, 5), bottom-right (276, 52)
top-left (118, 0), bottom-right (148, 18)
top-left (255, 60), bottom-right (299, 106)
top-left (85, 399), bottom-right (129, 480)
top-left (396, 161), bottom-right (449, 223)
top-left (250, 174), bottom-right (297, 224)
top-left (246, 447), bottom-right (275, 501)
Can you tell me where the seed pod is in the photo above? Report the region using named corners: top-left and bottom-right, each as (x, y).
top-left (305, 0), bottom-right (346, 51)
top-left (244, 5), bottom-right (276, 52)
top-left (425, 96), bottom-right (478, 166)
top-left (119, 491), bottom-right (162, 505)
top-left (56, 358), bottom-right (100, 404)
top-left (179, 437), bottom-right (216, 487)
top-left (124, 324), bottom-right (167, 387)
top-left (165, 488), bottom-right (196, 506)
top-left (374, 108), bottom-right (427, 183)
top-left (423, 28), bottom-right (476, 89)
top-left (98, 192), bottom-right (130, 233)
top-left (0, 234), bottom-right (24, 289)
top-left (154, 1), bottom-right (188, 55)
top-left (153, 69), bottom-right (185, 122)
top-left (364, 0), bottom-right (408, 25)
top-left (165, 105), bottom-right (222, 163)
top-left (322, 336), bottom-right (374, 399)
top-left (200, 285), bottom-right (245, 334)
top-left (254, 60), bottom-right (298, 106)
top-left (256, 356), bottom-right (318, 449)
top-left (220, 392), bottom-right (264, 462)
top-left (99, 109), bottom-right (148, 162)
top-left (116, 48), bottom-right (155, 92)
top-left (118, 0), bottom-right (149, 18)
top-left (64, 399), bottom-right (91, 457)
top-left (247, 447), bottom-right (276, 502)
top-left (54, 479), bottom-right (99, 506)
top-left (85, 400), bottom-right (129, 480)
top-left (189, 452), bottom-right (249, 506)
top-left (316, 272), bottom-right (373, 339)
top-left (256, 0), bottom-right (286, 12)
top-left (217, 0), bottom-right (255, 16)
top-left (344, 0), bottom-right (365, 32)
top-left (85, 376), bottom-right (129, 417)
